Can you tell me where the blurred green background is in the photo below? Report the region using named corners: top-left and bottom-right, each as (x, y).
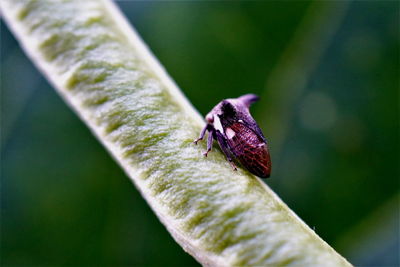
top-left (1, 1), bottom-right (399, 266)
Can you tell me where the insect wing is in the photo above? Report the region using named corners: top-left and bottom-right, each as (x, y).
top-left (236, 111), bottom-right (267, 143)
top-left (225, 122), bottom-right (271, 178)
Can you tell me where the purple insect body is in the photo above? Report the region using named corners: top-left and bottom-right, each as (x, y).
top-left (194, 94), bottom-right (272, 178)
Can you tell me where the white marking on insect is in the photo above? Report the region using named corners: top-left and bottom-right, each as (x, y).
top-left (225, 128), bottom-right (236, 139)
top-left (213, 115), bottom-right (224, 133)
top-left (238, 119), bottom-right (244, 123)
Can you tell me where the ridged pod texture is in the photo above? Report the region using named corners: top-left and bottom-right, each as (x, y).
top-left (1, 0), bottom-right (352, 266)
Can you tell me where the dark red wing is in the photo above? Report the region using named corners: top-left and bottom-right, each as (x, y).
top-left (225, 122), bottom-right (271, 178)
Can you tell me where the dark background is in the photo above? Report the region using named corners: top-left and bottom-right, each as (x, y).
top-left (1, 1), bottom-right (399, 266)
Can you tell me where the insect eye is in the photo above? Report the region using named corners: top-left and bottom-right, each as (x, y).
top-left (206, 114), bottom-right (214, 123)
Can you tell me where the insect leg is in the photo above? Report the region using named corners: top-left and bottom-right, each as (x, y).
top-left (194, 124), bottom-right (209, 144)
top-left (203, 128), bottom-right (214, 157)
top-left (214, 131), bottom-right (237, 171)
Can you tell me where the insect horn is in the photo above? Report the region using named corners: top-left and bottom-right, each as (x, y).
top-left (238, 94), bottom-right (260, 108)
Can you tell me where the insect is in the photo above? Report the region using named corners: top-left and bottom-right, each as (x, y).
top-left (194, 94), bottom-right (271, 178)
